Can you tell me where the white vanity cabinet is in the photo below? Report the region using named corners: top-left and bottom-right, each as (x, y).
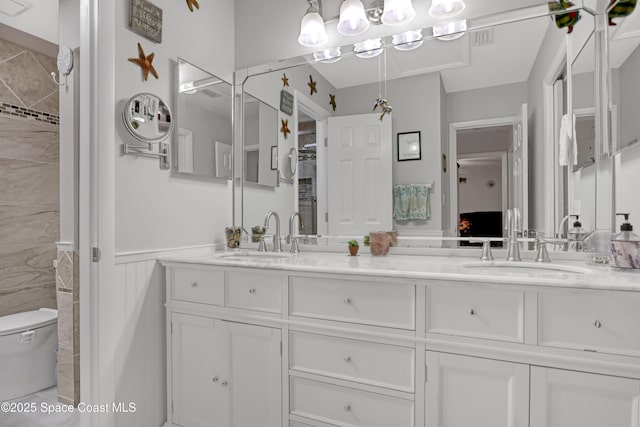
top-left (530, 367), bottom-right (640, 427)
top-left (425, 352), bottom-right (529, 427)
top-left (162, 260), bottom-right (640, 427)
top-left (165, 265), bottom-right (283, 427)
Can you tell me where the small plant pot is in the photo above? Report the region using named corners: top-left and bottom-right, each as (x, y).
top-left (370, 232), bottom-right (391, 256)
top-left (349, 246), bottom-right (359, 256)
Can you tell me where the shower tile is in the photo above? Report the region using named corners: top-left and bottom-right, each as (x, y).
top-left (57, 290), bottom-right (77, 352)
top-left (0, 80), bottom-right (22, 106)
top-left (0, 158), bottom-right (59, 204)
top-left (0, 282), bottom-right (56, 317)
top-left (57, 348), bottom-right (78, 404)
top-left (0, 39), bottom-right (25, 63)
top-left (0, 243), bottom-right (56, 291)
top-left (56, 251), bottom-right (73, 290)
top-left (0, 115), bottom-right (59, 162)
top-left (0, 51), bottom-right (57, 107)
top-left (29, 91), bottom-right (59, 116)
top-left (31, 51), bottom-right (57, 76)
top-left (0, 203), bottom-right (59, 243)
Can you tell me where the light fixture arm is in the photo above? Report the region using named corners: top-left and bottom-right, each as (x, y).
top-left (306, 0), bottom-right (323, 16)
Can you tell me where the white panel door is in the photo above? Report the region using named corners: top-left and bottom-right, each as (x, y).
top-left (328, 113), bottom-right (392, 236)
top-left (425, 352), bottom-right (529, 427)
top-left (171, 313), bottom-right (229, 427)
top-left (511, 103), bottom-right (529, 233)
top-left (531, 367), bottom-right (640, 427)
top-left (227, 322), bottom-right (282, 427)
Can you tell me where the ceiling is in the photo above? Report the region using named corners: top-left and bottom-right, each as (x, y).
top-left (0, 0), bottom-right (58, 44)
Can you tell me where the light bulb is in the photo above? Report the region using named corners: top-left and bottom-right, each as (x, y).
top-left (429, 0), bottom-right (465, 18)
top-left (381, 0), bottom-right (416, 26)
top-left (298, 5), bottom-right (328, 47)
top-left (337, 0), bottom-right (370, 36)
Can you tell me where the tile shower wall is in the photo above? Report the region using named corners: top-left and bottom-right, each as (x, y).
top-left (0, 38), bottom-right (59, 317)
top-left (56, 249), bottom-right (79, 405)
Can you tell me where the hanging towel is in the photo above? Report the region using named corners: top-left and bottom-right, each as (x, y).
top-left (559, 113), bottom-right (578, 166)
top-left (393, 184), bottom-right (431, 221)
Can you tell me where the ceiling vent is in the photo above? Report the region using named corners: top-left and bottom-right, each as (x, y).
top-left (0, 0), bottom-right (30, 17)
top-left (471, 28), bottom-right (494, 47)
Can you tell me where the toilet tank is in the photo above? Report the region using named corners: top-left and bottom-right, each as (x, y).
top-left (0, 308), bottom-right (58, 401)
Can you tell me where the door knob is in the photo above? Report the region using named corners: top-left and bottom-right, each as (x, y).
top-left (593, 320), bottom-right (602, 329)
top-left (212, 376), bottom-right (219, 383)
top-left (221, 380), bottom-right (228, 387)
top-left (344, 297), bottom-right (352, 304)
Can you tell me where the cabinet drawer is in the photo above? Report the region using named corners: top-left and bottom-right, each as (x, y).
top-left (539, 290), bottom-right (640, 356)
top-left (172, 268), bottom-right (224, 306)
top-left (290, 377), bottom-right (414, 427)
top-left (426, 283), bottom-right (525, 343)
top-left (290, 332), bottom-right (415, 392)
top-left (289, 277), bottom-right (415, 330)
top-left (226, 270), bottom-right (282, 313)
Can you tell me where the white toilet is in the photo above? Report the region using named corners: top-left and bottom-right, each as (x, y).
top-left (0, 308), bottom-right (58, 401)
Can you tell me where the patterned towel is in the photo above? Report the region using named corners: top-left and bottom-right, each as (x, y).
top-left (393, 184), bottom-right (430, 221)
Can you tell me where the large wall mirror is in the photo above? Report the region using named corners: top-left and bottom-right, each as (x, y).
top-left (610, 9), bottom-right (640, 230)
top-left (176, 58), bottom-right (233, 179)
top-left (236, 4), bottom-right (606, 250)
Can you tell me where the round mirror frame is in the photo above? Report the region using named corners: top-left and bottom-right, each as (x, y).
top-left (122, 92), bottom-right (175, 144)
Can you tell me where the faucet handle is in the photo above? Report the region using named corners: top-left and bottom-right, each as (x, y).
top-left (534, 239), bottom-right (551, 263)
top-left (257, 235), bottom-right (268, 252)
top-left (480, 240), bottom-right (494, 261)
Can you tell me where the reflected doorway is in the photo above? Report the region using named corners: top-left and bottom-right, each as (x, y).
top-left (456, 126), bottom-right (511, 246)
top-left (297, 111), bottom-right (317, 235)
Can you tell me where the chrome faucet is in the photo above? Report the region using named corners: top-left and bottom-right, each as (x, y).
top-left (288, 212), bottom-right (304, 254)
top-left (263, 211), bottom-right (283, 252)
top-left (506, 208), bottom-right (521, 262)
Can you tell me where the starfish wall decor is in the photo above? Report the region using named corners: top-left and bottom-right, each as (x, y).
top-left (329, 94), bottom-right (337, 112)
top-left (186, 0), bottom-right (200, 12)
top-left (282, 73), bottom-right (289, 88)
top-left (128, 42), bottom-right (158, 81)
top-left (280, 119), bottom-right (291, 139)
top-left (308, 75), bottom-right (317, 95)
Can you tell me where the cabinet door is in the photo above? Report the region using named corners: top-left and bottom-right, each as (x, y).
top-left (425, 352), bottom-right (529, 427)
top-left (531, 367), bottom-right (640, 427)
top-left (227, 322), bottom-right (282, 427)
top-left (171, 313), bottom-right (229, 427)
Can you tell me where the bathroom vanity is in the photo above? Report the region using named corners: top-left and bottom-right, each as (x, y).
top-left (161, 252), bottom-right (640, 427)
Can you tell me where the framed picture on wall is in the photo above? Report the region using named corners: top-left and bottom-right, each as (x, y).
top-left (270, 146), bottom-right (278, 170)
top-left (397, 131), bottom-right (421, 161)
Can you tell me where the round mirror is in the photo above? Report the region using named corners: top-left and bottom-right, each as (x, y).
top-left (288, 147), bottom-right (298, 177)
top-left (122, 93), bottom-right (174, 144)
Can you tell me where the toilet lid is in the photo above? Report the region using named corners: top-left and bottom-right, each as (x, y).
top-left (0, 308), bottom-right (58, 336)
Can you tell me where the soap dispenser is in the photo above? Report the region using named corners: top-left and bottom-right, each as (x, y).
top-left (567, 215), bottom-right (587, 251)
top-left (611, 213), bottom-right (640, 271)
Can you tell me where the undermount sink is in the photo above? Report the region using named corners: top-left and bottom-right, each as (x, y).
top-left (463, 261), bottom-right (592, 275)
top-left (217, 251), bottom-right (293, 262)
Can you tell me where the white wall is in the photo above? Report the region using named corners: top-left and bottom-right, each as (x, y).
top-left (459, 162), bottom-right (503, 214)
top-left (446, 82), bottom-right (527, 124)
top-left (114, 0), bottom-right (235, 252)
top-left (457, 127), bottom-right (512, 155)
top-left (335, 72), bottom-right (443, 234)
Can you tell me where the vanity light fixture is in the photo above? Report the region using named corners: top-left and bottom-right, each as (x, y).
top-left (179, 82), bottom-right (197, 94)
top-left (433, 19), bottom-right (467, 41)
top-left (429, 0), bottom-right (466, 18)
top-left (354, 38), bottom-right (383, 58)
top-left (337, 0), bottom-right (370, 36)
top-left (298, 0), bottom-right (328, 47)
top-left (381, 0), bottom-right (416, 26)
top-left (314, 47), bottom-right (343, 63)
top-left (392, 29), bottom-right (423, 51)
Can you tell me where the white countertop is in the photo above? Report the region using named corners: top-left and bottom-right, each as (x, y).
top-left (159, 251), bottom-right (640, 292)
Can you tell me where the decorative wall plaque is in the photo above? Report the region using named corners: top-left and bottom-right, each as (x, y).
top-left (130, 0), bottom-right (163, 44)
top-left (280, 90), bottom-right (294, 116)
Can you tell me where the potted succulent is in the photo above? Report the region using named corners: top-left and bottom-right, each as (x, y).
top-left (348, 240), bottom-right (360, 256)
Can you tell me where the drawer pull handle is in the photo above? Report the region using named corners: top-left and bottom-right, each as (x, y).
top-left (221, 380), bottom-right (228, 387)
top-left (344, 297), bottom-right (352, 304)
top-left (212, 376), bottom-right (219, 383)
top-left (344, 404), bottom-right (351, 412)
top-left (249, 288), bottom-right (256, 294)
top-left (593, 320), bottom-right (602, 329)
top-left (344, 356), bottom-right (352, 363)
top-left (190, 282), bottom-right (198, 288)
top-left (469, 309), bottom-right (476, 315)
